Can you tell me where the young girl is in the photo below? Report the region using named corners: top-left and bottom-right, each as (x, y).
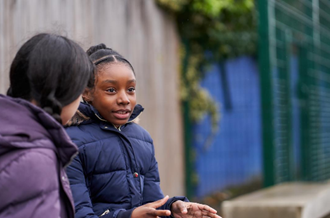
top-left (0, 33), bottom-right (94, 218)
top-left (65, 44), bottom-right (221, 218)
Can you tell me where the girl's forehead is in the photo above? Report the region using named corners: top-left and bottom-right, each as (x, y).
top-left (96, 63), bottom-right (136, 80)
top-left (99, 62), bottom-right (133, 73)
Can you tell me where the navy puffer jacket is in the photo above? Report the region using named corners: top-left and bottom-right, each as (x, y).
top-left (65, 102), bottom-right (187, 218)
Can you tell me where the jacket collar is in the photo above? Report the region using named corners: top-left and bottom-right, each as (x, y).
top-left (66, 102), bottom-right (144, 127)
top-left (0, 94), bottom-right (78, 166)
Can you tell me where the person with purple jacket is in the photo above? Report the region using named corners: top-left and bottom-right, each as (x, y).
top-left (0, 33), bottom-right (94, 218)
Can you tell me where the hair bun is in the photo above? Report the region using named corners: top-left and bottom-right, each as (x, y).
top-left (86, 43), bottom-right (110, 56)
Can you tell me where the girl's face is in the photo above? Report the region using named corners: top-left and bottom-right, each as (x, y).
top-left (85, 62), bottom-right (137, 127)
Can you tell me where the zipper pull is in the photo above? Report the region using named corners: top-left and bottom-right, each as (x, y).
top-left (112, 124), bottom-right (122, 131)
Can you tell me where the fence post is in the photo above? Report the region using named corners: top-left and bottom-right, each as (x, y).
top-left (258, 0), bottom-right (275, 187)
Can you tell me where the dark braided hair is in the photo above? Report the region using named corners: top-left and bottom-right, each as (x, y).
top-left (7, 33), bottom-right (94, 124)
top-left (86, 43), bottom-right (135, 89)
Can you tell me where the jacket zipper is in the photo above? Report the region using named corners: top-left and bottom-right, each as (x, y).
top-left (112, 123), bottom-right (121, 131)
top-left (94, 112), bottom-right (140, 187)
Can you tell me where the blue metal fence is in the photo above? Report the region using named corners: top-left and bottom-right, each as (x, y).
top-left (192, 56), bottom-right (262, 197)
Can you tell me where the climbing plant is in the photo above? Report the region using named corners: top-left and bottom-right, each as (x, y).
top-left (156, 0), bottom-right (257, 129)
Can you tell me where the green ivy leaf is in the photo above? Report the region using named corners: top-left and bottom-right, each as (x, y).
top-left (156, 0), bottom-right (256, 131)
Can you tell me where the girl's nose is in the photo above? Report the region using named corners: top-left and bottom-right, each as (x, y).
top-left (117, 92), bottom-right (130, 105)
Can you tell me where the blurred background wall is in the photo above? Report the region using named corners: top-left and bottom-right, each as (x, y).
top-left (0, 0), bottom-right (184, 196)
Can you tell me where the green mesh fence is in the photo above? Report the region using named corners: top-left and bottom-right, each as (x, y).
top-left (258, 0), bottom-right (330, 186)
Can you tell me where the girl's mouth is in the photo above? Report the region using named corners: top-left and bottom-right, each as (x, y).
top-left (113, 110), bottom-right (131, 120)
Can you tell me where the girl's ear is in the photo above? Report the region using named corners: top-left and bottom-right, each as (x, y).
top-left (82, 88), bottom-right (93, 103)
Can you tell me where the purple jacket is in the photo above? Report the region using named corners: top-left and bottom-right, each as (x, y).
top-left (0, 94), bottom-right (78, 218)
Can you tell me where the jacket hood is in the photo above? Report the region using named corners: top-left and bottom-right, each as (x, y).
top-left (66, 102), bottom-right (144, 127)
top-left (0, 94), bottom-right (77, 165)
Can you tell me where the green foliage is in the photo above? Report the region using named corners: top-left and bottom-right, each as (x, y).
top-left (180, 48), bottom-right (220, 129)
top-left (156, 0), bottom-right (257, 128)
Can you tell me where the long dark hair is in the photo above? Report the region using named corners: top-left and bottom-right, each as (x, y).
top-left (7, 33), bottom-right (94, 123)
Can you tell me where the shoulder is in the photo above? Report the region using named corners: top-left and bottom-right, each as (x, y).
top-left (0, 146), bottom-right (58, 182)
top-left (0, 147), bottom-right (59, 211)
top-left (125, 122), bottom-right (153, 144)
top-left (65, 121), bottom-right (101, 147)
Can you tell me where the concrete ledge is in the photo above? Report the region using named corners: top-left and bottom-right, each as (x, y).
top-left (222, 182), bottom-right (330, 218)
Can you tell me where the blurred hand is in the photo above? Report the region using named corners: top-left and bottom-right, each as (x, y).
top-left (171, 201), bottom-right (222, 218)
top-left (131, 195), bottom-right (171, 218)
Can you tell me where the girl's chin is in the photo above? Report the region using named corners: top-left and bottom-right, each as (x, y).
top-left (112, 120), bottom-right (129, 127)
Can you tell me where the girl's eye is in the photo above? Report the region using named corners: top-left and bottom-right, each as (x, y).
top-left (106, 88), bottom-right (116, 93)
top-left (128, 87), bottom-right (136, 93)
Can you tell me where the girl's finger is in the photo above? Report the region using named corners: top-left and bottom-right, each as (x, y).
top-left (177, 201), bottom-right (188, 213)
top-left (201, 211), bottom-right (222, 218)
top-left (209, 213), bottom-right (222, 218)
top-left (148, 195), bottom-right (169, 208)
top-left (148, 209), bottom-right (171, 217)
top-left (199, 204), bottom-right (217, 213)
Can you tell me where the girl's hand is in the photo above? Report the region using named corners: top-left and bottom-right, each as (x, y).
top-left (131, 195), bottom-right (171, 218)
top-left (171, 201), bottom-right (222, 218)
